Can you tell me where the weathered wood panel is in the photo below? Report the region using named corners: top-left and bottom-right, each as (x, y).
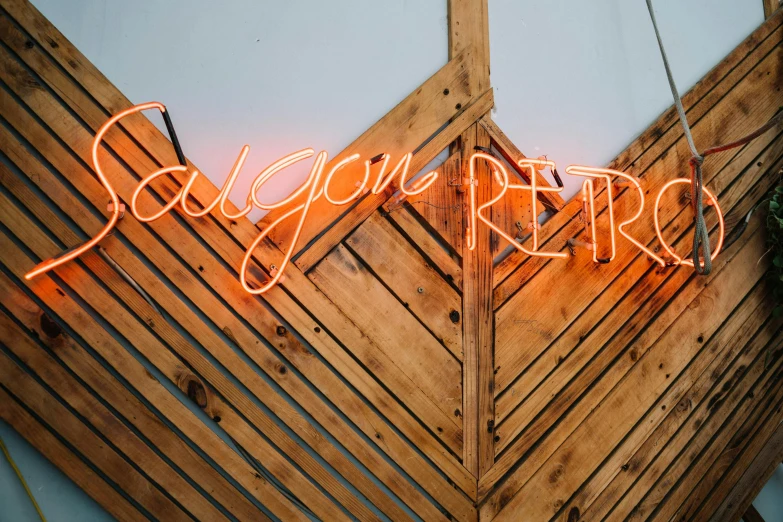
top-left (480, 10), bottom-right (783, 521)
top-left (406, 151), bottom-right (466, 256)
top-left (0, 0), bottom-right (781, 521)
top-left (460, 123), bottom-right (496, 478)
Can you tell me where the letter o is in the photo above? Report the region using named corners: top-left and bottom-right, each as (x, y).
top-left (654, 178), bottom-right (725, 267)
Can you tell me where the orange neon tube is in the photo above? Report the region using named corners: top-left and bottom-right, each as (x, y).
top-left (514, 158), bottom-right (565, 256)
top-left (136, 144), bottom-right (255, 221)
top-left (581, 178), bottom-right (601, 260)
top-left (654, 178), bottom-right (725, 267)
top-left (565, 165), bottom-right (666, 266)
top-left (470, 152), bottom-right (567, 259)
top-left (181, 148), bottom-right (319, 219)
top-left (24, 102), bottom-right (167, 280)
top-left (323, 154), bottom-right (369, 205)
top-left (371, 153), bottom-right (438, 197)
top-left (180, 169), bottom-right (219, 218)
top-left (240, 151), bottom-right (328, 294)
top-left (217, 145), bottom-right (253, 219)
top-left (250, 148), bottom-right (316, 210)
top-left (131, 165), bottom-right (190, 222)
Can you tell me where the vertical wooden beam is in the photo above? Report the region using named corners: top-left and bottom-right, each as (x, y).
top-left (764, 0), bottom-right (781, 18)
top-left (449, 0), bottom-right (490, 93)
top-left (461, 123), bottom-right (494, 477)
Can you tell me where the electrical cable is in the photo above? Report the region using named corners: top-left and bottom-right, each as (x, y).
top-left (645, 0), bottom-right (783, 274)
top-left (0, 435), bottom-right (47, 522)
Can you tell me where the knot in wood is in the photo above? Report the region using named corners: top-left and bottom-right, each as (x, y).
top-left (39, 313), bottom-right (62, 338)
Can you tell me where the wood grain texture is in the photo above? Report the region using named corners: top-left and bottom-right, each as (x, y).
top-left (309, 243), bottom-right (464, 424)
top-left (460, 123), bottom-right (495, 478)
top-left (0, 274), bottom-right (269, 522)
top-left (294, 87), bottom-right (494, 273)
top-left (262, 46), bottom-right (478, 264)
top-left (406, 151), bottom-right (466, 256)
top-left (347, 211), bottom-right (464, 359)
top-left (0, 0), bottom-right (780, 520)
top-left (386, 202), bottom-right (464, 290)
top-left (479, 116), bottom-right (566, 212)
top-left (765, 0), bottom-right (782, 18)
top-left (0, 1), bottom-right (478, 516)
top-left (449, 0), bottom-right (490, 93)
top-left (0, 387), bottom-right (150, 522)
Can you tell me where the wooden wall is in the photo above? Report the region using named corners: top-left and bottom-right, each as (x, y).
top-left (0, 0), bottom-right (781, 520)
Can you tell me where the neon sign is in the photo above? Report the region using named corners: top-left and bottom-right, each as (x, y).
top-left (23, 103), bottom-right (724, 294)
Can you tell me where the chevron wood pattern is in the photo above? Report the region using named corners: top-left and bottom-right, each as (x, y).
top-left (0, 0), bottom-right (781, 520)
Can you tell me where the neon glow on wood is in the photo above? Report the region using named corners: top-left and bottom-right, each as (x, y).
top-left (23, 103), bottom-right (725, 293)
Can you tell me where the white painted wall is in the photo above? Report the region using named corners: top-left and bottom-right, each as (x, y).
top-left (30, 0), bottom-right (449, 221)
top-left (490, 0), bottom-right (763, 199)
top-left (7, 1), bottom-right (766, 519)
top-left (30, 0), bottom-right (763, 217)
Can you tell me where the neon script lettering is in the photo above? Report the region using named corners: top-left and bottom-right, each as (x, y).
top-left (24, 103), bottom-right (724, 294)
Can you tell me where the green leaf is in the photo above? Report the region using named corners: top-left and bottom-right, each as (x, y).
top-left (772, 201), bottom-right (781, 211)
top-left (775, 255), bottom-right (783, 268)
top-left (774, 306), bottom-right (783, 319)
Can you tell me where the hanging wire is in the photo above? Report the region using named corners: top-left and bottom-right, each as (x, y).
top-left (645, 0), bottom-right (783, 274)
top-left (0, 436), bottom-right (47, 522)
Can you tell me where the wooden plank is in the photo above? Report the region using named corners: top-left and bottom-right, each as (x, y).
top-left (485, 221), bottom-right (771, 521)
top-left (0, 313), bottom-right (230, 521)
top-left (448, 0), bottom-right (490, 93)
top-left (572, 285), bottom-right (779, 521)
top-left (2, 0), bottom-right (778, 519)
top-left (0, 9), bottom-right (477, 506)
top-left (294, 87), bottom-right (494, 272)
top-left (0, 132), bottom-right (402, 522)
top-left (700, 420), bottom-right (783, 521)
top-left (489, 53), bottom-right (783, 461)
top-left (0, 15), bottom-right (477, 511)
top-left (309, 244), bottom-right (464, 424)
top-left (479, 136), bottom-right (781, 504)
top-left (0, 98), bottom-right (467, 521)
top-left (479, 116), bottom-right (566, 211)
top-left (0, 215), bottom-right (318, 521)
top-left (260, 46), bottom-right (478, 262)
top-left (386, 203), bottom-right (463, 290)
top-left (0, 110), bottom-right (365, 521)
top-left (0, 353), bottom-right (193, 522)
top-left (489, 166), bottom-right (548, 260)
top-left (662, 351), bottom-right (783, 522)
top-left (0, 168), bottom-right (365, 522)
top-left (765, 0), bottom-right (781, 18)
top-left (405, 152), bottom-right (465, 255)
top-left (460, 123), bottom-right (495, 477)
top-left (492, 9), bottom-right (783, 291)
top-left (346, 211), bottom-right (463, 358)
top-left (566, 283), bottom-right (781, 521)
top-left (0, 140), bottom-right (419, 522)
top-left (492, 122), bottom-right (783, 444)
top-left (0, 274), bottom-right (269, 522)
top-left (493, 43), bottom-right (783, 399)
top-left (0, 387), bottom-right (148, 522)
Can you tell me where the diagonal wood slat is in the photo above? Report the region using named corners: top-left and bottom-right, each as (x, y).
top-left (406, 151), bottom-right (466, 256)
top-left (346, 211), bottom-right (464, 358)
top-left (0, 0), bottom-right (781, 520)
